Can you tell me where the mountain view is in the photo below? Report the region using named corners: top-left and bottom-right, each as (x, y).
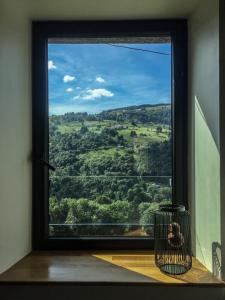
top-left (49, 103), bottom-right (172, 237)
top-left (48, 42), bottom-right (172, 237)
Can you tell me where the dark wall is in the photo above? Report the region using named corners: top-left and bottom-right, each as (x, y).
top-left (0, 285), bottom-right (225, 300)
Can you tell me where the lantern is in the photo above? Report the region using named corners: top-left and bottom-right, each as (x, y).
top-left (154, 204), bottom-right (192, 275)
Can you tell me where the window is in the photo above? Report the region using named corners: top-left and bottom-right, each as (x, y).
top-left (32, 21), bottom-right (187, 250)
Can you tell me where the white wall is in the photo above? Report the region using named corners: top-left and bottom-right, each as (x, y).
top-left (0, 3), bottom-right (32, 272)
top-left (188, 0), bottom-right (221, 275)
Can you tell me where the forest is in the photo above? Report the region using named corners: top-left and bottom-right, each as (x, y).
top-left (49, 103), bottom-right (172, 237)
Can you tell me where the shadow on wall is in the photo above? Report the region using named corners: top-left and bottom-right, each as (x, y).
top-left (193, 96), bottom-right (221, 274)
top-left (212, 242), bottom-right (221, 278)
top-left (195, 96), bottom-right (219, 150)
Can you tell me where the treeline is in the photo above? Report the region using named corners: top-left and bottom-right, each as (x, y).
top-left (50, 104), bottom-right (171, 125)
top-left (49, 196), bottom-right (170, 236)
top-left (99, 104), bottom-right (171, 125)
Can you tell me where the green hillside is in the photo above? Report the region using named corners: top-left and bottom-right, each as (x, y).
top-left (48, 104), bottom-right (172, 237)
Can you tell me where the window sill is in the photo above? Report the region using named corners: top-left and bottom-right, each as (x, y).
top-left (0, 251), bottom-right (223, 287)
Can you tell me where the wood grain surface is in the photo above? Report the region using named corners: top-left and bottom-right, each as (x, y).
top-left (0, 251), bottom-right (223, 286)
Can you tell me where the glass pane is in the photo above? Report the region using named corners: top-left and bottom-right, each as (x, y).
top-left (48, 40), bottom-right (172, 238)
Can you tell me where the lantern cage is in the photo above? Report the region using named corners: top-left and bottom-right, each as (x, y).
top-left (154, 204), bottom-right (192, 275)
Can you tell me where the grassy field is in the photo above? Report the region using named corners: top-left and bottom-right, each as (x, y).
top-left (55, 119), bottom-right (170, 167)
top-left (58, 121), bottom-right (170, 138)
top-left (54, 113), bottom-right (170, 169)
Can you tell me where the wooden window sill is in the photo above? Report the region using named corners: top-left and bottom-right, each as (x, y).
top-left (0, 251), bottom-right (224, 287)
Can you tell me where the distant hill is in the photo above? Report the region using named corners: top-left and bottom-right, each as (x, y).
top-left (104, 103), bottom-right (170, 112)
top-left (50, 103), bottom-right (171, 125)
top-left (99, 104), bottom-right (171, 125)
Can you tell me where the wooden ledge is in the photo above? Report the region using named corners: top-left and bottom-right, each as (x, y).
top-left (0, 251), bottom-right (224, 286)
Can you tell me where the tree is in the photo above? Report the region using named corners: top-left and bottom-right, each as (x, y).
top-left (130, 130), bottom-right (137, 137)
top-left (156, 126), bottom-right (162, 134)
top-left (80, 125), bottom-right (89, 134)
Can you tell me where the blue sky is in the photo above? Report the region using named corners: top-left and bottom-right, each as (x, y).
top-left (48, 43), bottom-right (171, 115)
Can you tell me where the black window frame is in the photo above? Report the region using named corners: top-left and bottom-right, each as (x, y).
top-left (32, 20), bottom-right (187, 250)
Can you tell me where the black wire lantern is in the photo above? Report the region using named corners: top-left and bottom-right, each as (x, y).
top-left (154, 204), bottom-right (192, 275)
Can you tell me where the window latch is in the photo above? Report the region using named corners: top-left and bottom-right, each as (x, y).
top-left (39, 158), bottom-right (56, 171)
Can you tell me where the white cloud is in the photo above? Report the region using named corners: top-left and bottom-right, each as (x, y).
top-left (96, 76), bottom-right (105, 83)
top-left (66, 88), bottom-right (73, 92)
top-left (83, 88), bottom-right (114, 100)
top-left (63, 75), bottom-right (75, 82)
top-left (76, 87), bottom-right (81, 90)
top-left (73, 95), bottom-right (80, 100)
top-left (48, 60), bottom-right (57, 70)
